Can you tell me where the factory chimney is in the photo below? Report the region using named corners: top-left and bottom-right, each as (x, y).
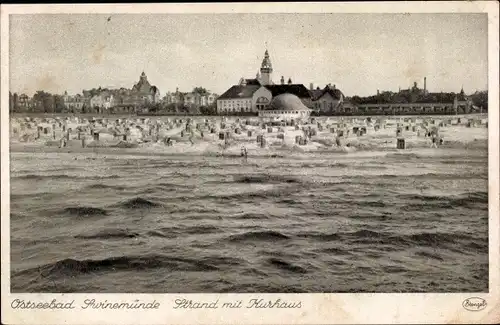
top-left (424, 77), bottom-right (427, 95)
top-left (310, 83), bottom-right (314, 90)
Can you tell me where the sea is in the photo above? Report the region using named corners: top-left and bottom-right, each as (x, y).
top-left (10, 148), bottom-right (489, 293)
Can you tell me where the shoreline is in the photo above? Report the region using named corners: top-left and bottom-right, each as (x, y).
top-left (9, 140), bottom-right (488, 160)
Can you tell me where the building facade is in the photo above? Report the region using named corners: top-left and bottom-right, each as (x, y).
top-left (90, 92), bottom-right (115, 112)
top-left (310, 84), bottom-right (344, 113)
top-left (217, 49), bottom-right (314, 114)
top-left (63, 91), bottom-right (84, 112)
top-left (258, 93), bottom-right (312, 120)
top-left (163, 88), bottom-right (218, 109)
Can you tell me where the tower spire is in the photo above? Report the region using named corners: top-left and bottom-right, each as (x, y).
top-left (260, 48), bottom-right (273, 85)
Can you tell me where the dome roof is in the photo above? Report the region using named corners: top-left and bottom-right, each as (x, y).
top-left (266, 93), bottom-right (310, 111)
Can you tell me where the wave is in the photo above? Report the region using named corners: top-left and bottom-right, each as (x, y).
top-left (227, 230), bottom-right (290, 242)
top-left (297, 232), bottom-right (342, 241)
top-left (359, 200), bottom-right (387, 208)
top-left (414, 250), bottom-right (444, 261)
top-left (154, 182), bottom-right (194, 189)
top-left (184, 225), bottom-right (220, 235)
top-left (405, 232), bottom-right (461, 246)
top-left (17, 254), bottom-right (220, 278)
top-left (146, 230), bottom-right (180, 239)
top-left (74, 229), bottom-right (139, 240)
top-left (166, 206), bottom-right (220, 214)
top-left (399, 191), bottom-right (488, 210)
top-left (60, 206), bottom-right (109, 217)
top-left (85, 183), bottom-right (126, 190)
top-left (232, 213), bottom-right (270, 220)
top-left (233, 174), bottom-right (301, 184)
top-left (178, 187), bottom-right (302, 203)
top-left (316, 247), bottom-right (352, 255)
top-left (11, 192), bottom-right (54, 200)
top-left (464, 240), bottom-right (488, 252)
top-left (299, 229), bottom-right (480, 250)
top-left (114, 197), bottom-right (162, 209)
top-left (300, 162), bottom-right (349, 169)
top-left (266, 258), bottom-right (308, 274)
top-left (10, 212), bottom-right (33, 219)
top-left (15, 174), bottom-right (120, 180)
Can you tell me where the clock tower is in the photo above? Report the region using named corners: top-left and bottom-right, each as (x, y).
top-left (260, 49), bottom-right (273, 85)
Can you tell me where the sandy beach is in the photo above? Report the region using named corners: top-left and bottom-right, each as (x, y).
top-left (9, 114), bottom-right (489, 158)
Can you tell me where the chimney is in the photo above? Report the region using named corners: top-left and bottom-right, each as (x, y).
top-left (310, 83), bottom-right (313, 90)
top-left (424, 77), bottom-right (427, 94)
top-left (280, 76), bottom-right (285, 85)
top-left (377, 89), bottom-right (380, 95)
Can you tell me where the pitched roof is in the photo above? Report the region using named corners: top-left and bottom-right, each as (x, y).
top-left (244, 79), bottom-right (261, 86)
top-left (311, 85), bottom-right (344, 100)
top-left (217, 85), bottom-right (261, 99)
top-left (309, 89), bottom-right (323, 100)
top-left (264, 84), bottom-right (311, 98)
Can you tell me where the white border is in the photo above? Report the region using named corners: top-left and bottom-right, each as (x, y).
top-left (1, 2), bottom-right (499, 324)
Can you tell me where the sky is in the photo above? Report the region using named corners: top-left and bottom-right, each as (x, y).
top-left (9, 13), bottom-right (488, 97)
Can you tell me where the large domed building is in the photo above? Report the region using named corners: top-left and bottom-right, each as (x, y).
top-left (258, 93), bottom-right (311, 120)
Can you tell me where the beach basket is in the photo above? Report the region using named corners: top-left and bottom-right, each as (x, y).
top-left (260, 137), bottom-right (267, 148)
top-left (397, 138), bottom-right (406, 149)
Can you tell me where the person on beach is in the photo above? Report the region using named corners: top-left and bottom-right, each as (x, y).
top-left (430, 134), bottom-right (438, 148)
top-left (241, 146), bottom-right (248, 162)
top-left (335, 135), bottom-right (342, 147)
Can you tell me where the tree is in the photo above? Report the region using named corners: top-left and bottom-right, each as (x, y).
top-left (200, 105), bottom-right (216, 115)
top-left (193, 87), bottom-right (208, 95)
top-left (53, 95), bottom-right (65, 113)
top-left (470, 91), bottom-right (488, 111)
top-left (9, 92), bottom-right (14, 113)
top-left (33, 91), bottom-right (54, 113)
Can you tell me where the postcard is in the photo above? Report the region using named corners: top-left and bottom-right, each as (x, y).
top-left (1, 2), bottom-right (499, 324)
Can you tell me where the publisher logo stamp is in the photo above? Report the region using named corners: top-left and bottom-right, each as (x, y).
top-left (462, 297), bottom-right (487, 311)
